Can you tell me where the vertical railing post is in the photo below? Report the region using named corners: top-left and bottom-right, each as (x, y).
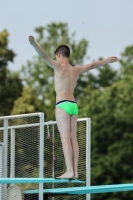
top-left (0, 143), bottom-right (3, 200)
top-left (39, 113), bottom-right (44, 200)
top-left (3, 119), bottom-right (8, 200)
top-left (86, 118), bottom-right (91, 200)
top-left (11, 128), bottom-right (15, 182)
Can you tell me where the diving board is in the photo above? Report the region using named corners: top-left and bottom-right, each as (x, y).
top-left (23, 183), bottom-right (133, 195)
top-left (2, 179), bottom-right (132, 195)
top-left (0, 178), bottom-right (85, 184)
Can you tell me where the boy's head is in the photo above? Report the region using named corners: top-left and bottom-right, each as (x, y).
top-left (54, 45), bottom-right (70, 58)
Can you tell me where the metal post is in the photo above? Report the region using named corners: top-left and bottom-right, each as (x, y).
top-left (86, 118), bottom-right (91, 200)
top-left (0, 143), bottom-right (3, 200)
top-left (3, 119), bottom-right (8, 200)
top-left (11, 128), bottom-right (15, 181)
top-left (39, 113), bottom-right (44, 200)
top-left (52, 124), bottom-right (55, 200)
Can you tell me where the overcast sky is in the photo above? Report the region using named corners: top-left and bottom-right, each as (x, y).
top-left (1, 0), bottom-right (133, 72)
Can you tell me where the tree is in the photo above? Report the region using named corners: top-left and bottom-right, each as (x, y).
top-left (0, 70), bottom-right (23, 116)
top-left (0, 30), bottom-right (22, 116)
top-left (80, 75), bottom-right (133, 200)
top-left (0, 29), bottom-right (16, 85)
top-left (119, 45), bottom-right (133, 77)
top-left (11, 87), bottom-right (42, 115)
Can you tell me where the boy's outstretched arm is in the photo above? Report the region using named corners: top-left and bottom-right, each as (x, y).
top-left (29, 36), bottom-right (58, 70)
top-left (77, 57), bottom-right (118, 74)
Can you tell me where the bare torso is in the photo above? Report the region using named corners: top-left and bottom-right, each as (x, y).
top-left (54, 63), bottom-right (79, 103)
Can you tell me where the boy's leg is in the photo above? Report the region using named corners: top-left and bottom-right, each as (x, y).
top-left (70, 115), bottom-right (79, 178)
top-left (55, 107), bottom-right (74, 178)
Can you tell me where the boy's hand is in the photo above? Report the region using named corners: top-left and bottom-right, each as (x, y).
top-left (29, 36), bottom-right (35, 45)
top-left (107, 56), bottom-right (118, 63)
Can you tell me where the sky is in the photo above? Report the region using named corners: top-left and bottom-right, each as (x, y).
top-left (1, 0), bottom-right (133, 72)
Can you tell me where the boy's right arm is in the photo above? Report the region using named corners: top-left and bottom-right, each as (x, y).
top-left (29, 36), bottom-right (58, 70)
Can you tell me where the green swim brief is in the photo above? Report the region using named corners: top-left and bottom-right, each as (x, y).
top-left (56, 100), bottom-right (78, 116)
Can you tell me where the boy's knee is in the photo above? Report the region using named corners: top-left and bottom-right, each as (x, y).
top-left (61, 134), bottom-right (71, 140)
top-left (71, 137), bottom-right (77, 142)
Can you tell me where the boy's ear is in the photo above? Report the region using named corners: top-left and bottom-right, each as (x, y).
top-left (58, 53), bottom-right (61, 58)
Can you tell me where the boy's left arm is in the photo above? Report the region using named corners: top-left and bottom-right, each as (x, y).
top-left (76, 56), bottom-right (118, 74)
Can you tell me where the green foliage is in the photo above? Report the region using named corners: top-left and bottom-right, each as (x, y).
top-left (96, 63), bottom-right (118, 87)
top-left (0, 29), bottom-right (22, 116)
top-left (80, 75), bottom-right (133, 200)
top-left (77, 64), bottom-right (118, 114)
top-left (0, 70), bottom-right (22, 116)
top-left (11, 87), bottom-right (42, 115)
top-left (119, 45), bottom-right (133, 76)
top-left (0, 29), bottom-right (16, 85)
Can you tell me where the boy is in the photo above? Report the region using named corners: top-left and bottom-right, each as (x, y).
top-left (29, 36), bottom-right (118, 179)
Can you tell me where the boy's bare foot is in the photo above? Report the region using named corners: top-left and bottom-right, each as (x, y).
top-left (56, 171), bottom-right (74, 179)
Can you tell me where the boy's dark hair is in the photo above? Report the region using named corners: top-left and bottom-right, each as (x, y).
top-left (54, 45), bottom-right (70, 58)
